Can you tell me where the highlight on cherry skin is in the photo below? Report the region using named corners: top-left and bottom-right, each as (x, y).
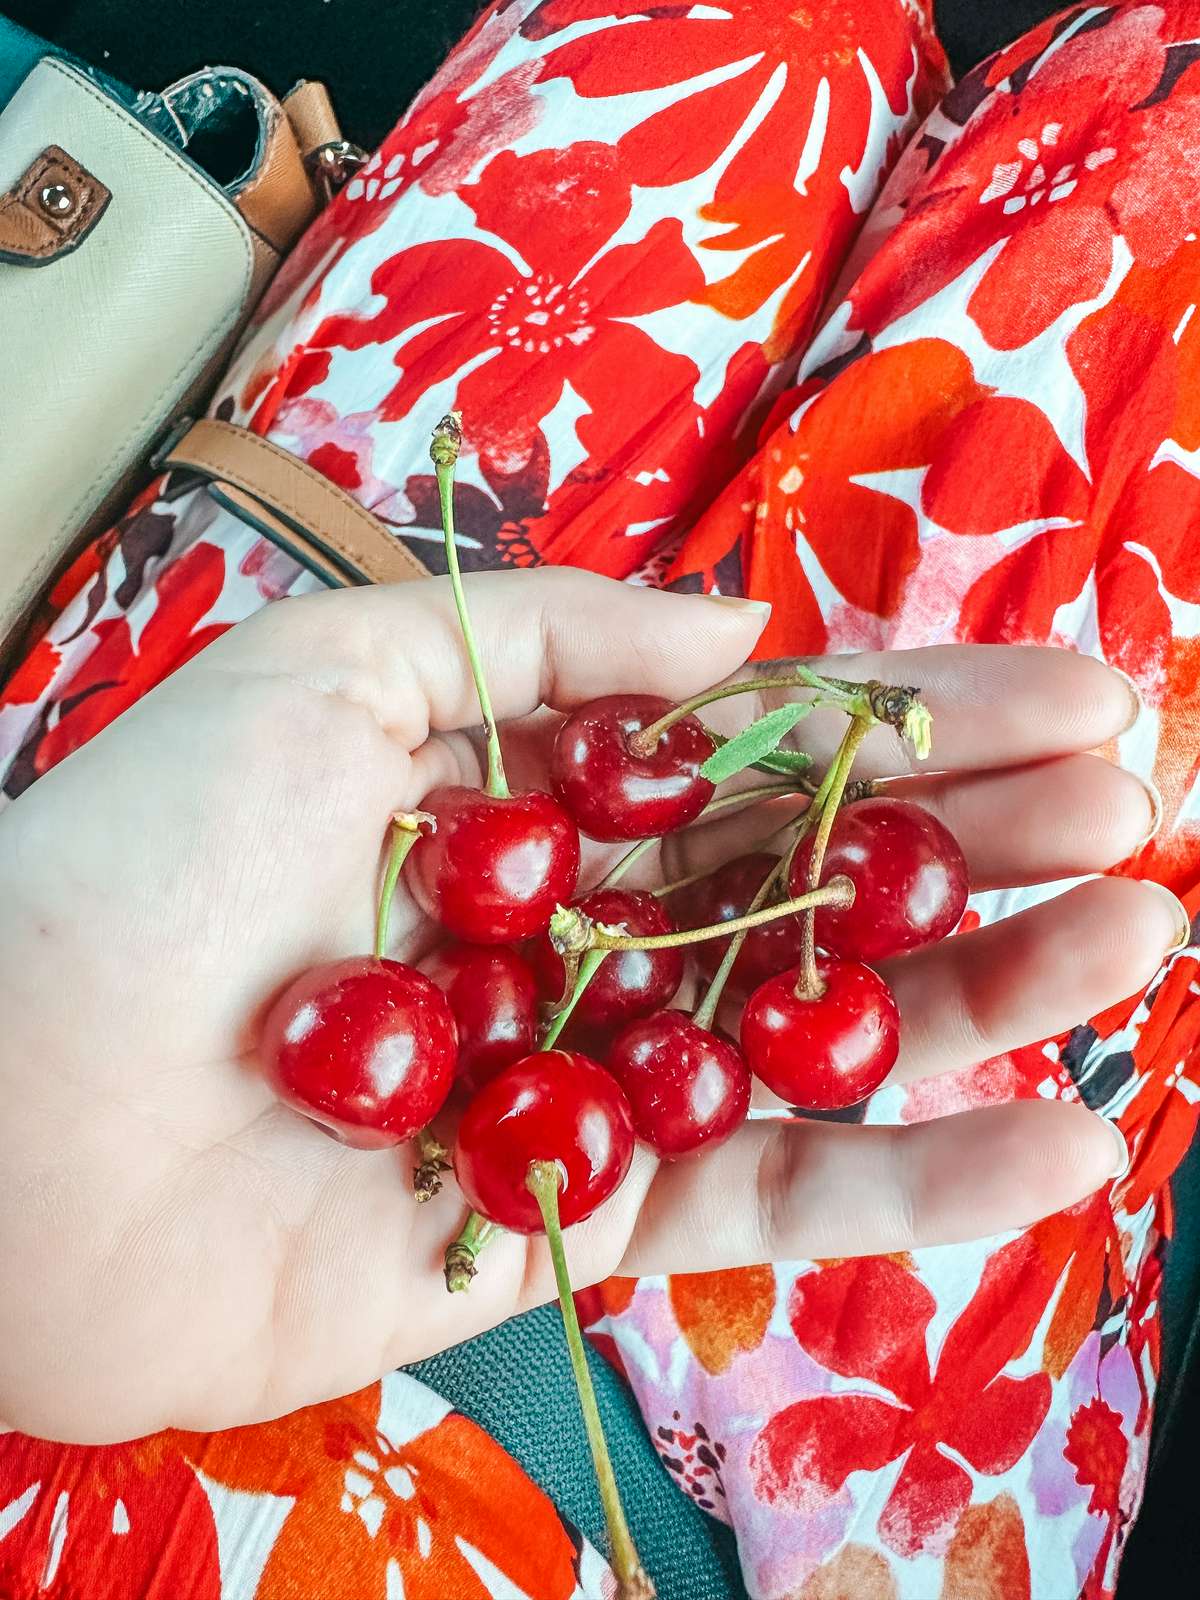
top-left (260, 957), bottom-right (458, 1148)
top-left (420, 941), bottom-right (540, 1094)
top-left (606, 1010), bottom-right (751, 1158)
top-left (789, 796), bottom-right (969, 964)
top-left (551, 693), bottom-right (716, 842)
top-left (528, 887), bottom-right (685, 1027)
top-left (741, 956), bottom-right (902, 1112)
top-left (452, 1051), bottom-right (636, 1232)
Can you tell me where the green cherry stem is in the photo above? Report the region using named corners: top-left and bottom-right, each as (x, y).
top-left (444, 1211), bottom-right (499, 1293)
top-left (691, 851), bottom-right (790, 1032)
top-left (375, 812), bottom-right (432, 960)
top-left (595, 781), bottom-right (804, 893)
top-left (526, 1160), bottom-right (656, 1600)
top-left (431, 413), bottom-right (510, 800)
top-left (539, 948), bottom-right (609, 1052)
top-left (551, 879), bottom-right (854, 958)
top-left (797, 714), bottom-right (873, 999)
top-left (684, 752), bottom-right (851, 1029)
top-left (628, 667), bottom-right (924, 758)
top-left (594, 836), bottom-right (659, 892)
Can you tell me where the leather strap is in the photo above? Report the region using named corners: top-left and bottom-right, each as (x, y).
top-left (158, 419), bottom-right (430, 587)
top-left (0, 144), bottom-right (111, 265)
top-left (283, 82), bottom-right (342, 162)
top-left (233, 98), bottom-right (315, 254)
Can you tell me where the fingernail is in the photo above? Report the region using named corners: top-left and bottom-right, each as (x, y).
top-left (1100, 1117), bottom-right (1131, 1181)
top-left (1111, 665), bottom-right (1143, 733)
top-left (1132, 773), bottom-right (1163, 851)
top-left (1145, 880), bottom-right (1193, 956)
top-left (703, 594), bottom-right (772, 617)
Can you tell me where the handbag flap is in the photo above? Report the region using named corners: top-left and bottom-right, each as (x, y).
top-left (0, 57), bottom-right (255, 652)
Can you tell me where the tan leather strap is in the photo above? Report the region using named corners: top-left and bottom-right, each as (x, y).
top-left (283, 82), bottom-right (343, 162)
top-left (233, 102), bottom-right (315, 255)
top-left (158, 419), bottom-right (429, 587)
top-left (157, 70), bottom-right (349, 256)
top-left (0, 144), bottom-right (111, 265)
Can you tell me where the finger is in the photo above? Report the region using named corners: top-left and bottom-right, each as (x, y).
top-left (707, 644), bottom-right (1138, 779)
top-left (884, 876), bottom-right (1185, 1085)
top-left (620, 1099), bottom-right (1124, 1274)
top-left (219, 570), bottom-right (771, 744)
top-left (881, 753), bottom-right (1156, 887)
top-left (660, 753), bottom-right (1155, 893)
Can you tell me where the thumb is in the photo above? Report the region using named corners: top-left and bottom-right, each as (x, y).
top-left (222, 568), bottom-right (771, 741)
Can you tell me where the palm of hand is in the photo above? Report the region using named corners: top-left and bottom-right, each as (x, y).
top-left (0, 571), bottom-right (1164, 1442)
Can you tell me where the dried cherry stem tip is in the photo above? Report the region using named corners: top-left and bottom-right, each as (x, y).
top-left (413, 1130), bottom-right (450, 1203)
top-left (430, 413), bottom-right (510, 800)
top-left (549, 879), bottom-right (854, 956)
top-left (444, 1211), bottom-right (498, 1293)
top-left (525, 1161), bottom-right (654, 1596)
top-left (375, 812), bottom-right (434, 960)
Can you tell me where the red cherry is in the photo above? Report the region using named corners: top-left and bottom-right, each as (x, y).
top-left (260, 957), bottom-right (457, 1148)
top-left (420, 942), bottom-right (539, 1094)
top-left (453, 1052), bottom-right (635, 1232)
top-left (677, 852), bottom-right (804, 997)
top-left (528, 887), bottom-right (684, 1026)
top-left (789, 797), bottom-right (968, 963)
top-left (406, 785), bottom-right (580, 943)
top-left (551, 694), bottom-right (715, 842)
top-left (740, 958), bottom-right (899, 1111)
top-left (606, 1011), bottom-right (750, 1158)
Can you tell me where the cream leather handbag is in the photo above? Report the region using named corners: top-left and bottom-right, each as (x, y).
top-left (0, 50), bottom-right (366, 669)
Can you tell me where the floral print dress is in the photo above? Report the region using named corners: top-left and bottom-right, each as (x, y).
top-left (2, 3), bottom-right (1199, 1597)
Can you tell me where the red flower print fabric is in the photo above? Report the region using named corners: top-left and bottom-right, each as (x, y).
top-left (3, 3), bottom-right (1199, 1599)
top-left (0, 1375), bottom-right (610, 1600)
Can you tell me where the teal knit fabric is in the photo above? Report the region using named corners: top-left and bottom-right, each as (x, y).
top-left (407, 1306), bottom-right (747, 1599)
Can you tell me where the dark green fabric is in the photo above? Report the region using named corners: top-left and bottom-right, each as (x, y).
top-left (407, 1306), bottom-right (747, 1600)
top-left (0, 14), bottom-right (52, 107)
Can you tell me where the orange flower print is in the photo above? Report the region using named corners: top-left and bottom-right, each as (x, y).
top-left (186, 1374), bottom-right (586, 1600)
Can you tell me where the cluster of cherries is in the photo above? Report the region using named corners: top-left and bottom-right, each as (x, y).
top-left (254, 416), bottom-right (968, 1597)
top-left (262, 717), bottom-right (967, 1224)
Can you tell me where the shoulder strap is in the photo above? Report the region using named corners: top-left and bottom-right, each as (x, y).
top-left (157, 418), bottom-right (429, 587)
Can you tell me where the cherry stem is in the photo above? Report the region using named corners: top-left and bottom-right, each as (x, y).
top-left (413, 1130), bottom-right (450, 1203)
top-left (797, 715), bottom-right (873, 999)
top-left (432, 413), bottom-right (510, 800)
top-left (526, 1160), bottom-right (655, 1598)
top-left (691, 851), bottom-right (790, 1032)
top-left (692, 746), bottom-right (856, 1026)
top-left (540, 948), bottom-right (609, 1051)
top-left (595, 780), bottom-right (800, 893)
top-left (374, 813), bottom-right (431, 960)
top-left (627, 667), bottom-right (920, 758)
top-left (444, 1211), bottom-right (498, 1293)
top-left (556, 880), bottom-right (853, 955)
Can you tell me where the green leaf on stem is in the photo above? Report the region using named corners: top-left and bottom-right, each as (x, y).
top-left (700, 702), bottom-right (812, 785)
top-left (748, 745), bottom-right (815, 778)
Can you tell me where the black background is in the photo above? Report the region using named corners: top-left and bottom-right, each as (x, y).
top-left (8, 0), bottom-right (1061, 147)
